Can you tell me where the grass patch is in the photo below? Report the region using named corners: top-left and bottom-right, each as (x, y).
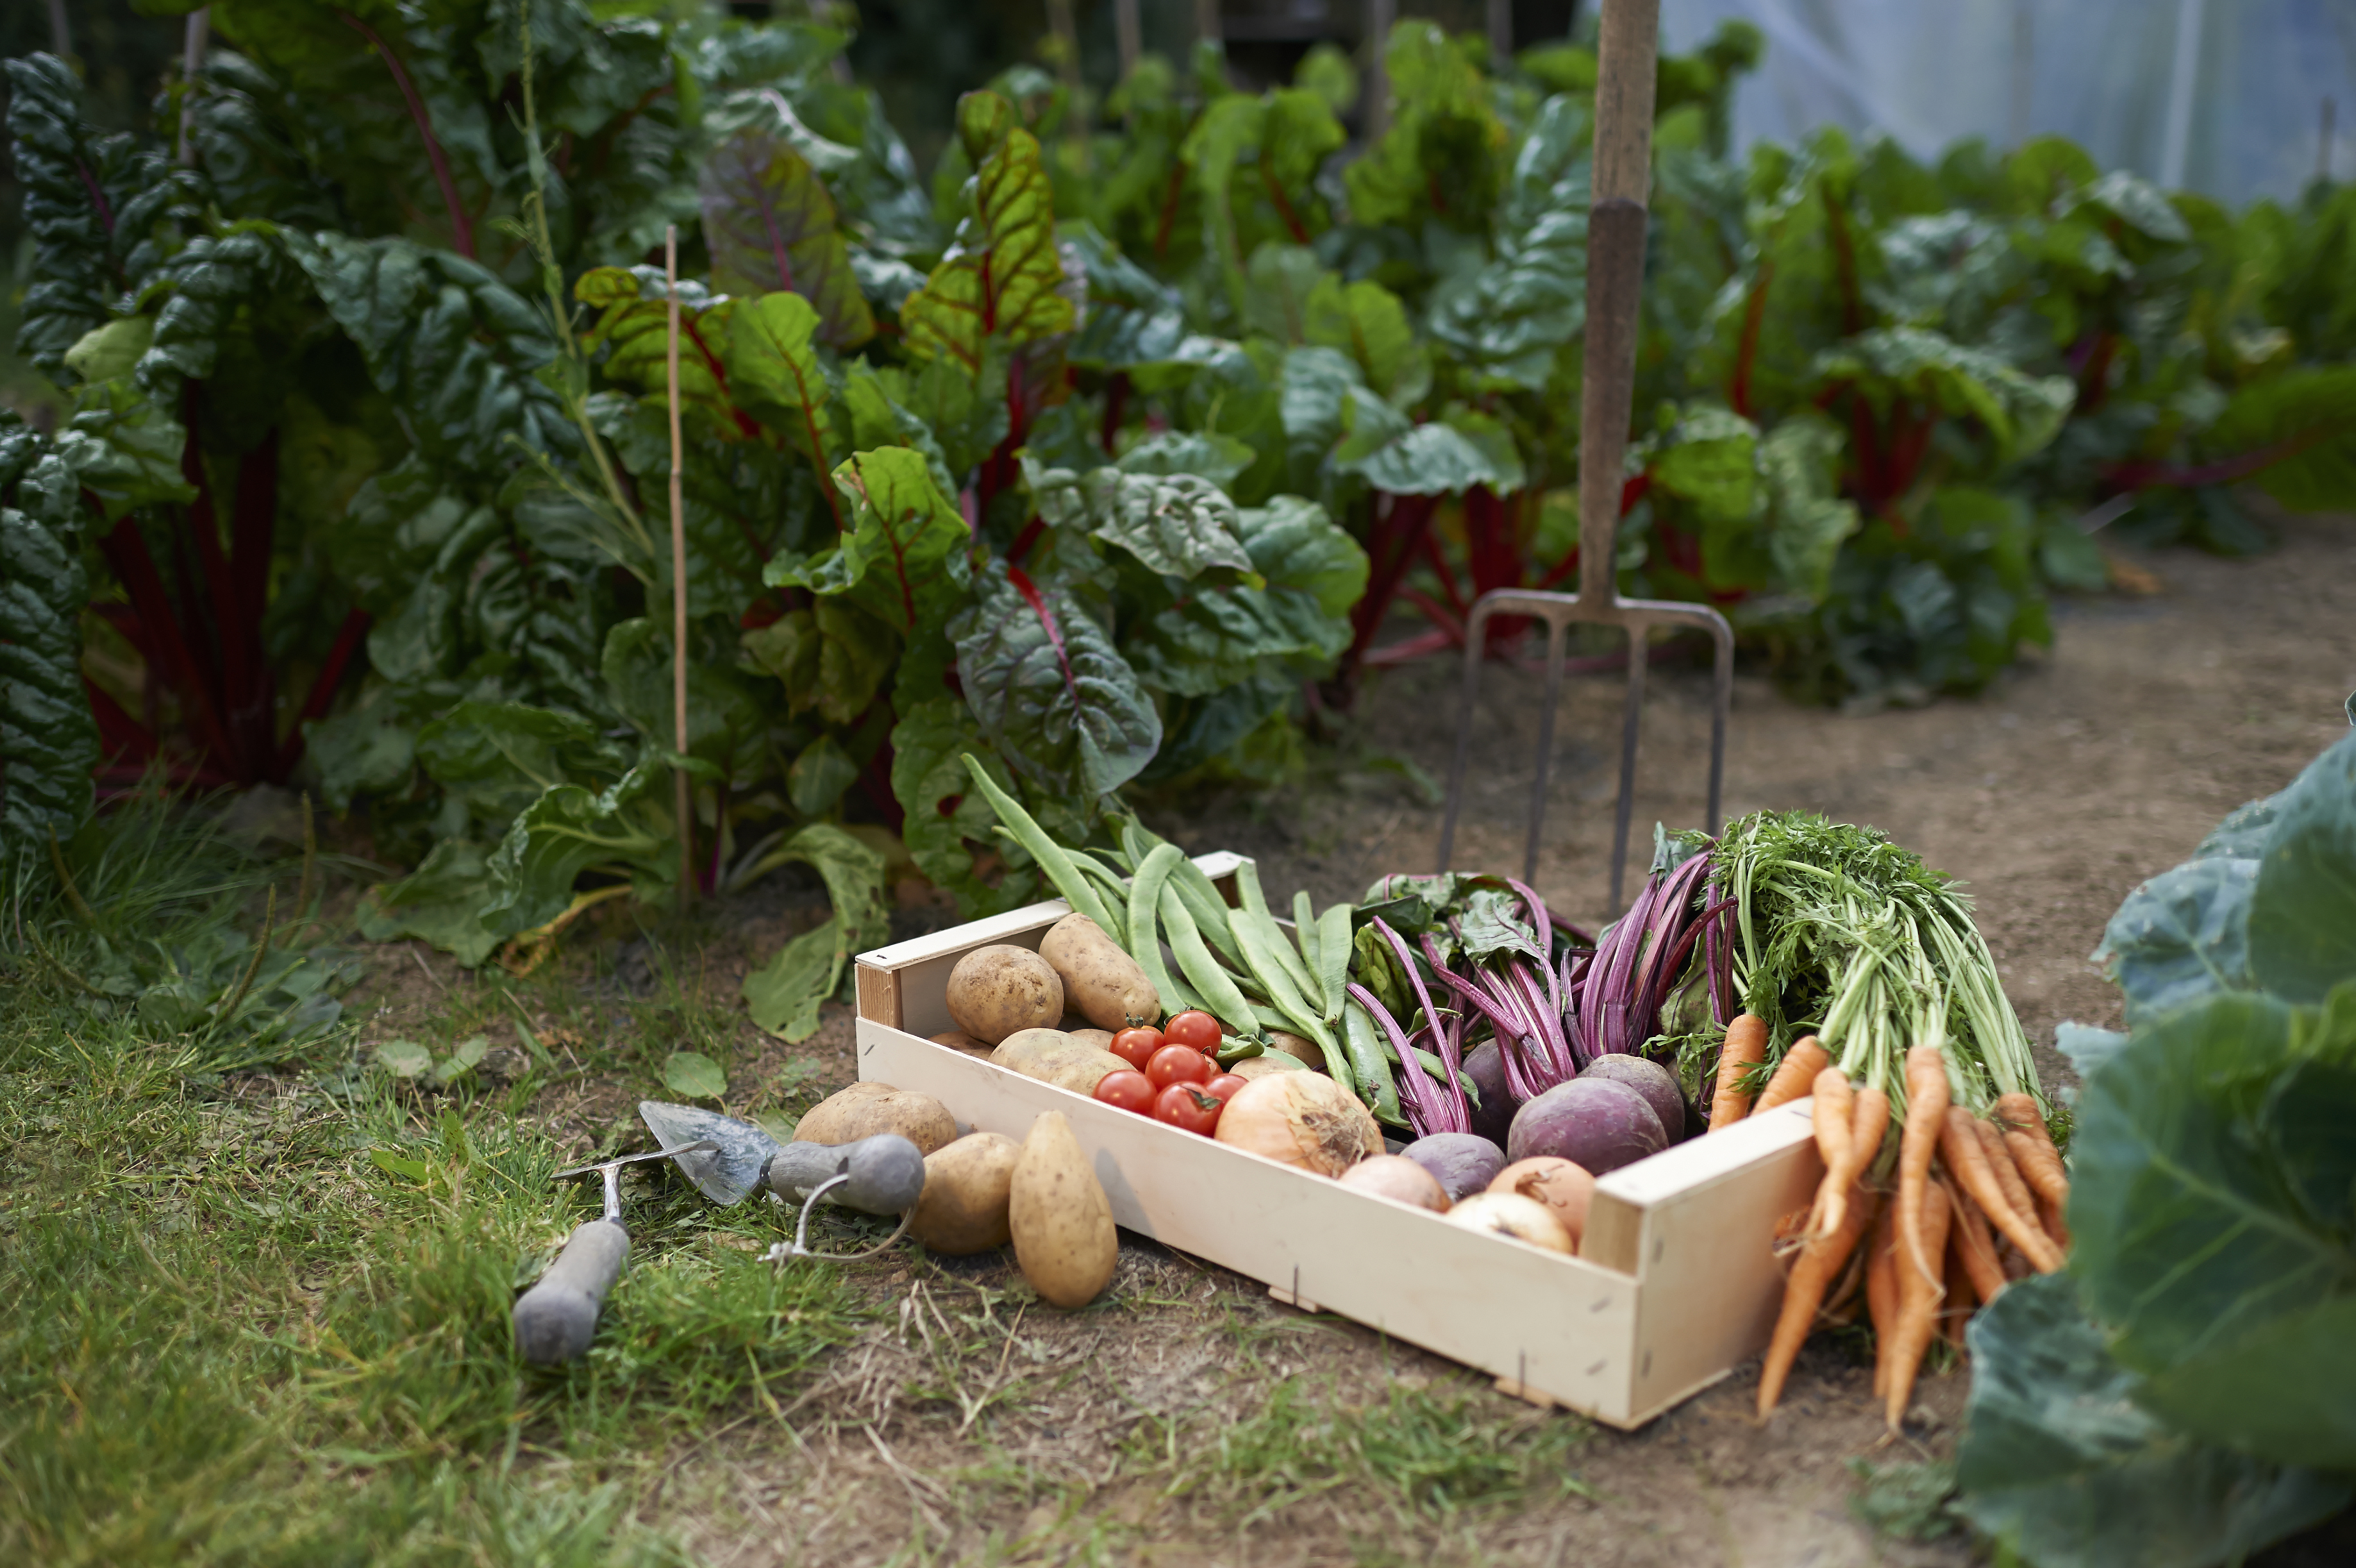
top-left (0, 802), bottom-right (873, 1562)
top-left (1129, 1375), bottom-right (1593, 1527)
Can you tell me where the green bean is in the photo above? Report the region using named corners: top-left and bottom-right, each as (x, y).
top-left (960, 757), bottom-right (1118, 933)
top-left (1167, 858), bottom-right (1246, 968)
top-left (1316, 904), bottom-right (1353, 1029)
top-left (1293, 891), bottom-right (1321, 979)
top-left (1235, 862), bottom-right (1320, 1005)
top-left (1159, 886), bottom-right (1260, 1038)
top-left (990, 828), bottom-right (1132, 913)
top-left (1228, 909), bottom-right (1353, 1091)
top-left (1125, 844), bottom-right (1203, 1021)
top-left (1342, 999), bottom-right (1403, 1126)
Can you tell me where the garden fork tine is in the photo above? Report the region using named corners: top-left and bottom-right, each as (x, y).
top-left (1436, 0), bottom-right (1735, 910)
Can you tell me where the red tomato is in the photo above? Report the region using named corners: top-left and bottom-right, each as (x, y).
top-left (1092, 1069), bottom-right (1157, 1115)
top-left (1110, 1026), bottom-right (1165, 1073)
top-left (1153, 1081), bottom-right (1224, 1135)
top-left (1202, 1073), bottom-right (1247, 1107)
top-left (1145, 1043), bottom-right (1214, 1091)
top-left (1164, 1010), bottom-right (1222, 1054)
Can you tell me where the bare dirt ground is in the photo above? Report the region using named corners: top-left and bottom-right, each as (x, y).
top-left (339, 509), bottom-right (2354, 1567)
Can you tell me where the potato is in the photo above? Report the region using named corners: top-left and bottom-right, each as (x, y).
top-left (1009, 1111), bottom-right (1117, 1308)
top-left (791, 1082), bottom-right (959, 1155)
top-left (929, 1029), bottom-right (992, 1058)
top-left (989, 1028), bottom-right (1076, 1071)
top-left (1265, 1030), bottom-right (1327, 1071)
top-left (1066, 1027), bottom-right (1116, 1054)
top-left (1038, 914), bottom-right (1161, 1030)
top-left (1230, 1051), bottom-right (1308, 1080)
top-left (946, 945), bottom-right (1064, 1044)
top-left (991, 1030), bottom-right (1127, 1095)
top-left (907, 1132), bottom-right (1021, 1254)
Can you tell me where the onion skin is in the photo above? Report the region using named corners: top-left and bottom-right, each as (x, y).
top-left (1488, 1157), bottom-right (1596, 1246)
top-left (1444, 1191), bottom-right (1575, 1254)
top-left (1213, 1072), bottom-right (1383, 1177)
top-left (1336, 1154), bottom-right (1451, 1212)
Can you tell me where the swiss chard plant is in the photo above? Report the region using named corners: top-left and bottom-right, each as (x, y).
top-left (5, 7), bottom-right (2352, 1032)
top-left (1952, 718), bottom-right (2356, 1568)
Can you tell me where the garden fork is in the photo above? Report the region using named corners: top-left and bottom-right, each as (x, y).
top-left (1436, 0), bottom-right (1733, 911)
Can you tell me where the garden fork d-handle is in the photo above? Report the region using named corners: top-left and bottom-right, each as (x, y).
top-left (512, 1219), bottom-right (628, 1364)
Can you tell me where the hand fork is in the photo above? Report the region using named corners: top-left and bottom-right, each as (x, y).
top-left (1436, 0), bottom-right (1733, 911)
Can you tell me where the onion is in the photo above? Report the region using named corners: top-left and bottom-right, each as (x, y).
top-left (1213, 1072), bottom-right (1383, 1176)
top-left (1488, 1157), bottom-right (1596, 1246)
top-left (1336, 1154), bottom-right (1451, 1212)
top-left (1444, 1191), bottom-right (1574, 1254)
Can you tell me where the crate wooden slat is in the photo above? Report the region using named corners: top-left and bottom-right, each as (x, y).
top-left (853, 855), bottom-right (1822, 1429)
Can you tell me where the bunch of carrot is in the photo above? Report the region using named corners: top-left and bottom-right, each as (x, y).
top-left (1711, 1016), bottom-right (2071, 1428)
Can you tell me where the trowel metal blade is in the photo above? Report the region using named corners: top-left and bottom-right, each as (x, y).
top-left (637, 1101), bottom-right (779, 1206)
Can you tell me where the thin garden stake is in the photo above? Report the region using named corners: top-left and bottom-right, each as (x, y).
top-left (666, 224), bottom-right (692, 905)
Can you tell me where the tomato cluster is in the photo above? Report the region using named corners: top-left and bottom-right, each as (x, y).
top-left (1092, 1012), bottom-right (1244, 1135)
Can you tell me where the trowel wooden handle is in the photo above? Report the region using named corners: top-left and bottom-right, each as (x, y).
top-left (512, 1219), bottom-right (628, 1364)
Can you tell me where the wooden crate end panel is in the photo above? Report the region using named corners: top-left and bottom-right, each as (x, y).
top-left (1621, 1105), bottom-right (1827, 1413)
top-left (1579, 1191), bottom-right (1644, 1276)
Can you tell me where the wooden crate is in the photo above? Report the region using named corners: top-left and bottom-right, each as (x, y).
top-left (853, 854), bottom-right (1823, 1429)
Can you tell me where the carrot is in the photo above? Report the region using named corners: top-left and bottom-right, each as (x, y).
top-left (1808, 1068), bottom-right (1854, 1234)
top-left (1709, 1013), bottom-right (1771, 1129)
top-left (1754, 1034), bottom-right (1830, 1115)
top-left (1757, 1179), bottom-right (1876, 1419)
top-left (1974, 1118), bottom-right (2043, 1246)
top-left (1995, 1090), bottom-right (2071, 1218)
top-left (1818, 1080), bottom-right (1887, 1240)
top-left (1883, 1180), bottom-right (1952, 1430)
top-left (1942, 1107), bottom-right (2064, 1273)
top-left (1898, 1046), bottom-right (1950, 1294)
top-left (2038, 1194), bottom-right (2072, 1252)
top-left (1944, 1175), bottom-right (2009, 1305)
top-left (1940, 1231), bottom-right (1977, 1349)
top-left (1865, 1199), bottom-right (1898, 1399)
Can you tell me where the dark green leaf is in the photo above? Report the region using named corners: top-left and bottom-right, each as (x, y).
top-left (2069, 990), bottom-right (2356, 1466)
top-left (480, 762), bottom-right (674, 938)
top-left (358, 839), bottom-right (502, 969)
top-left (890, 697), bottom-right (1052, 916)
top-left (2246, 733), bottom-right (2356, 1003)
top-left (949, 561), bottom-right (1160, 798)
top-left (700, 126), bottom-right (875, 349)
top-left (1954, 1273), bottom-right (2346, 1568)
top-left (1025, 458), bottom-right (1256, 578)
top-left (2090, 857), bottom-right (2257, 1025)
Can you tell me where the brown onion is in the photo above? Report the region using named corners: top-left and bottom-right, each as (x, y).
top-left (1336, 1154), bottom-right (1451, 1212)
top-left (1444, 1191), bottom-right (1575, 1254)
top-left (1488, 1157), bottom-right (1596, 1246)
top-left (1213, 1072), bottom-right (1382, 1176)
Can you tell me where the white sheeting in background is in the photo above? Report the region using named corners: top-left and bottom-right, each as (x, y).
top-left (1659, 0), bottom-right (2356, 202)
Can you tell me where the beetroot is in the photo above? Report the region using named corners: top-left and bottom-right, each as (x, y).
top-left (1506, 1078), bottom-right (1666, 1175)
top-left (1399, 1132), bottom-right (1508, 1201)
top-left (1580, 1055), bottom-right (1688, 1142)
top-left (1460, 1040), bottom-right (1515, 1146)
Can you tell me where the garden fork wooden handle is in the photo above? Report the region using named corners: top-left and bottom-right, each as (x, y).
top-left (1576, 0), bottom-right (1661, 606)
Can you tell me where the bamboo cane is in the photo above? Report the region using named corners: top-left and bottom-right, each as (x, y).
top-left (665, 225), bottom-right (692, 906)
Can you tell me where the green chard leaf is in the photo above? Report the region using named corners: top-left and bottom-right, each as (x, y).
top-left (700, 125), bottom-right (875, 349)
top-left (767, 448), bottom-right (971, 635)
top-left (2245, 731), bottom-right (2356, 1004)
top-left (1024, 456), bottom-right (1257, 578)
top-left (480, 762), bottom-right (675, 939)
top-left (949, 562), bottom-right (1160, 798)
top-left (0, 421), bottom-right (100, 851)
top-left (901, 105), bottom-right (1074, 377)
top-left (890, 698), bottom-right (1052, 916)
top-left (742, 824), bottom-right (888, 1040)
top-left (724, 290), bottom-right (847, 477)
